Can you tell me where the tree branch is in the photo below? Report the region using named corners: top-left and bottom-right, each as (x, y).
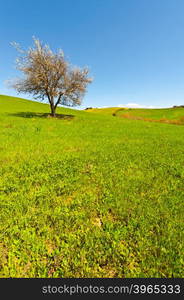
top-left (54, 93), bottom-right (63, 109)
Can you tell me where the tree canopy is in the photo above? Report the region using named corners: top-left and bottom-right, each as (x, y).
top-left (12, 38), bottom-right (92, 116)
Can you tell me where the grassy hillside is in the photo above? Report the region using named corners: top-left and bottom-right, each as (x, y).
top-left (85, 107), bottom-right (123, 115)
top-left (87, 106), bottom-right (184, 124)
top-left (116, 107), bottom-right (184, 122)
top-left (0, 95), bottom-right (184, 277)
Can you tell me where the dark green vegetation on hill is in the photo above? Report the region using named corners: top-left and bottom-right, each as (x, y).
top-left (0, 95), bottom-right (184, 277)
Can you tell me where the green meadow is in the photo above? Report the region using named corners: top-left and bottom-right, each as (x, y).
top-left (0, 95), bottom-right (184, 277)
top-left (88, 106), bottom-right (184, 124)
top-left (116, 107), bottom-right (184, 125)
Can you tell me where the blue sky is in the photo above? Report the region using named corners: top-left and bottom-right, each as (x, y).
top-left (1, 0), bottom-right (184, 108)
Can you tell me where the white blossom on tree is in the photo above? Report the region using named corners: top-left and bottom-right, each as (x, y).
top-left (12, 38), bottom-right (92, 116)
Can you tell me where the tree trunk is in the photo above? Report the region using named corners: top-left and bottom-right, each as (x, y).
top-left (47, 94), bottom-right (56, 117)
top-left (50, 102), bottom-right (56, 117)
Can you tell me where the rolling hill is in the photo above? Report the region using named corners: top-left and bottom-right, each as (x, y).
top-left (0, 94), bottom-right (184, 277)
top-left (86, 106), bottom-right (184, 124)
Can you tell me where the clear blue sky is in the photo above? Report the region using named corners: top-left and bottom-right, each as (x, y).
top-left (1, 0), bottom-right (184, 108)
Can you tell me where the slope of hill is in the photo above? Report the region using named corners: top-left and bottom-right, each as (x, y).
top-left (0, 95), bottom-right (184, 278)
top-left (115, 107), bottom-right (184, 124)
top-left (85, 107), bottom-right (124, 115)
top-left (0, 94), bottom-right (79, 115)
top-left (86, 106), bottom-right (184, 124)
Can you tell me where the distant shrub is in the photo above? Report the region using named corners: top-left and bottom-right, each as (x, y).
top-left (113, 108), bottom-right (126, 116)
top-left (173, 105), bottom-right (184, 108)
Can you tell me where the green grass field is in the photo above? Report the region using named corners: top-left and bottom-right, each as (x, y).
top-left (115, 107), bottom-right (184, 124)
top-left (0, 95), bottom-right (184, 277)
top-left (87, 106), bottom-right (184, 124)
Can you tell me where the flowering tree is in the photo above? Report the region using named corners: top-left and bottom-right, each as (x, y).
top-left (13, 38), bottom-right (92, 116)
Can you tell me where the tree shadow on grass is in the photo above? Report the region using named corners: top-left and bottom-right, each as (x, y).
top-left (8, 112), bottom-right (75, 120)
